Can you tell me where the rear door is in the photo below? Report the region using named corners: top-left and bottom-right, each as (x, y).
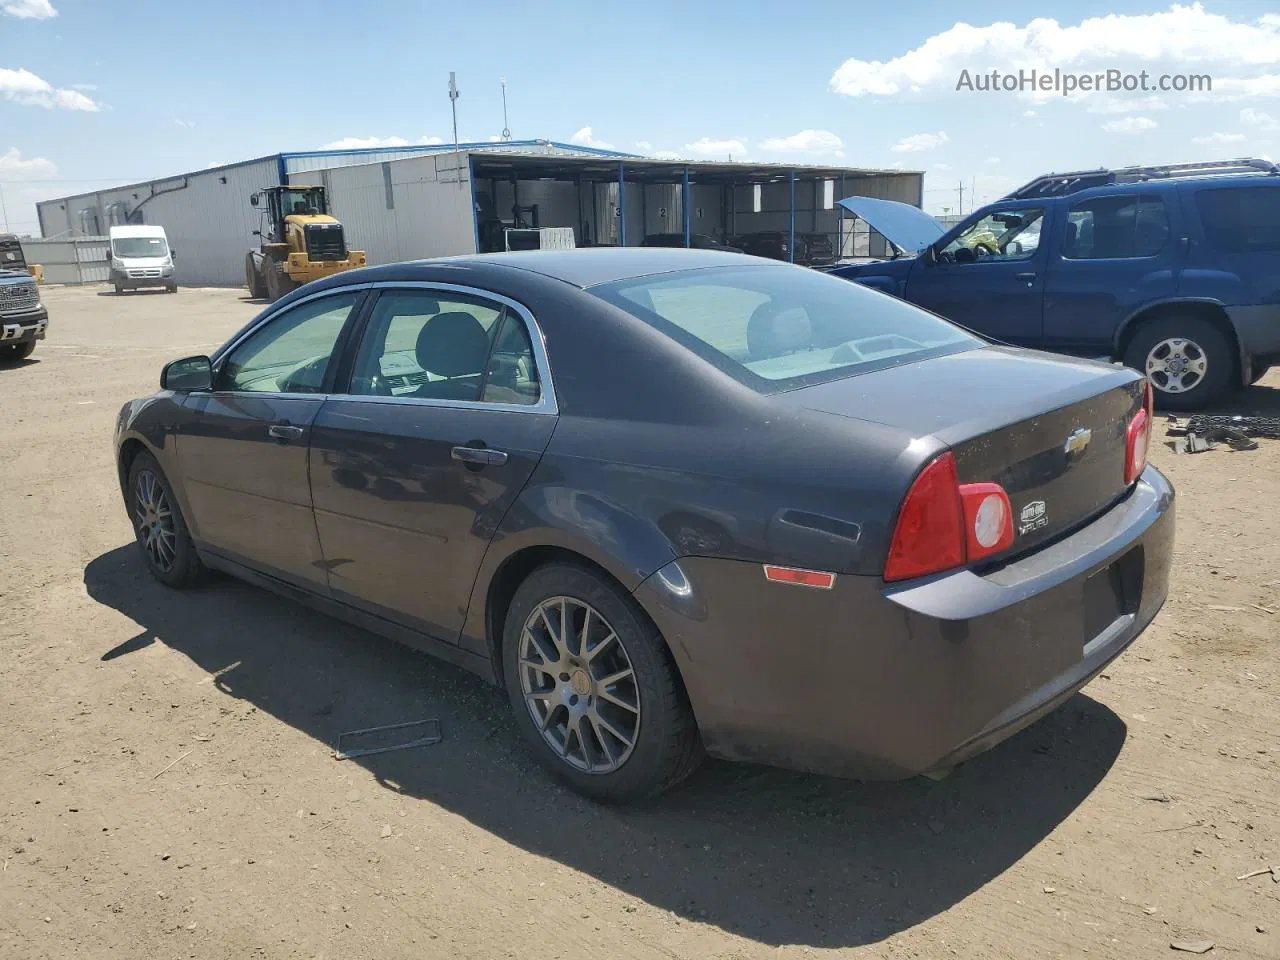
top-left (905, 201), bottom-right (1053, 345)
top-left (308, 285), bottom-right (557, 642)
top-left (176, 289), bottom-right (366, 589)
top-left (1042, 189), bottom-right (1182, 353)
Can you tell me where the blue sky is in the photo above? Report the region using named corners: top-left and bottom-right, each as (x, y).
top-left (2, 0), bottom-right (1279, 234)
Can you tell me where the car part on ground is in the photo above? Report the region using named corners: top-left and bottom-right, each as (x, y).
top-left (115, 249), bottom-right (1175, 802)
top-left (1166, 413), bottom-right (1280, 452)
top-left (245, 185), bottom-right (367, 302)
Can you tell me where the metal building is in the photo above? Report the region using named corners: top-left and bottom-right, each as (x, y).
top-left (37, 141), bottom-right (922, 287)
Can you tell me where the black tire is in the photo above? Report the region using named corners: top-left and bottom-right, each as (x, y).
top-left (264, 261), bottom-right (295, 302)
top-left (502, 563), bottom-right (703, 803)
top-left (125, 451), bottom-right (206, 589)
top-left (1122, 315), bottom-right (1233, 412)
top-left (114, 283), bottom-right (124, 295)
top-left (166, 284), bottom-right (178, 294)
top-left (245, 254), bottom-right (267, 299)
top-left (0, 341), bottom-right (35, 362)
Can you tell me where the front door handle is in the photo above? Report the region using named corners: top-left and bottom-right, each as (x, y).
top-left (267, 424), bottom-right (305, 442)
top-left (1015, 271), bottom-right (1037, 281)
top-left (451, 445), bottom-right (508, 466)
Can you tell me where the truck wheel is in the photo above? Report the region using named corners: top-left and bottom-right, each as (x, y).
top-left (264, 262), bottom-right (294, 302)
top-left (0, 341), bottom-right (36, 362)
top-left (114, 283), bottom-right (124, 295)
top-left (245, 254), bottom-right (267, 299)
top-left (1122, 316), bottom-right (1233, 412)
top-left (166, 284), bottom-right (178, 294)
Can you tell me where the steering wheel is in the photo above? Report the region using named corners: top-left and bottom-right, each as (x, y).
top-left (973, 242), bottom-right (998, 258)
top-left (278, 356), bottom-right (329, 393)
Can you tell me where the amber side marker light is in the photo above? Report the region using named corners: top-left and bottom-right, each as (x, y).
top-left (762, 565), bottom-right (837, 589)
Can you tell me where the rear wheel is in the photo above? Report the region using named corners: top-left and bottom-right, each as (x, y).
top-left (1122, 315), bottom-right (1233, 412)
top-left (126, 451), bottom-right (205, 588)
top-left (502, 563), bottom-right (702, 803)
top-left (0, 341), bottom-right (35, 361)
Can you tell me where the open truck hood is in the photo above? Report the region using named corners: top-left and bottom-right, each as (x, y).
top-left (837, 196), bottom-right (947, 254)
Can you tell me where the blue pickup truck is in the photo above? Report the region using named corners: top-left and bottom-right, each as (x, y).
top-left (830, 159), bottom-right (1280, 411)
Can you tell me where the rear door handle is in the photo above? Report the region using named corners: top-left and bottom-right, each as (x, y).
top-left (451, 446), bottom-right (508, 466)
top-left (1015, 272), bottom-right (1037, 281)
top-left (267, 424), bottom-right (305, 442)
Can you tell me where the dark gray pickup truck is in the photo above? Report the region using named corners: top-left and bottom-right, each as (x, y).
top-left (0, 234), bottom-right (48, 362)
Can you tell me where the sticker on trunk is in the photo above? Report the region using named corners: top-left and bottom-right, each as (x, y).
top-left (1019, 500), bottom-right (1048, 535)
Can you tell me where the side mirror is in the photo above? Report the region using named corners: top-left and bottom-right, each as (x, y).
top-left (169, 250), bottom-right (177, 260)
top-left (924, 244), bottom-right (938, 266)
top-left (1008, 241), bottom-right (1023, 256)
top-left (250, 195), bottom-right (260, 207)
top-left (161, 355), bottom-right (212, 392)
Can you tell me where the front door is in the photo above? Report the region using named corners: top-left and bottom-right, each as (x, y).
top-left (308, 287), bottom-right (557, 641)
top-left (905, 202), bottom-right (1052, 345)
top-left (176, 289), bottom-right (365, 589)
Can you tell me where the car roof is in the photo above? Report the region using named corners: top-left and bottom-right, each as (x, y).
top-left (462, 248), bottom-right (770, 288)
top-left (1057, 173), bottom-right (1280, 204)
top-left (109, 225), bottom-right (167, 238)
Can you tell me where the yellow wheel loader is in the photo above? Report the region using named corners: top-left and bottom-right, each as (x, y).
top-left (245, 185), bottom-right (366, 302)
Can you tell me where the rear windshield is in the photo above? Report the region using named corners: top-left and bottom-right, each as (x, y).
top-left (590, 264), bottom-right (978, 391)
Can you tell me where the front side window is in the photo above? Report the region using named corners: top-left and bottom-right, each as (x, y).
top-left (348, 290), bottom-right (541, 405)
top-left (592, 264), bottom-right (978, 389)
top-left (940, 207), bottom-right (1044, 263)
top-left (112, 236), bottom-right (170, 259)
top-left (217, 292), bottom-right (359, 394)
top-left (1063, 195), bottom-right (1169, 259)
top-left (1195, 186), bottom-right (1280, 253)
top-left (278, 188), bottom-right (326, 217)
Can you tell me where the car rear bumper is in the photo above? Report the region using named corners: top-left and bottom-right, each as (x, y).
top-left (1, 307), bottom-right (48, 344)
top-left (634, 464), bottom-right (1175, 780)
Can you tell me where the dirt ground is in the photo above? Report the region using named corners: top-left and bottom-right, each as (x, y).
top-left (1, 284), bottom-right (1277, 960)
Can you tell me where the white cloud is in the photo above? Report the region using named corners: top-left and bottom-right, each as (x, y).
top-left (685, 137), bottom-right (747, 158)
top-left (174, 119), bottom-right (195, 129)
top-left (1241, 107), bottom-right (1278, 128)
top-left (829, 4), bottom-right (1280, 112)
top-left (71, 82), bottom-right (95, 91)
top-left (891, 131), bottom-right (949, 152)
top-left (759, 129), bottom-right (845, 158)
top-left (0, 66), bottom-right (99, 110)
top-left (1, 0), bottom-right (57, 18)
top-left (986, 156), bottom-right (1002, 164)
top-left (1191, 131), bottom-right (1247, 145)
top-left (635, 140), bottom-right (653, 152)
top-left (318, 134), bottom-right (442, 149)
top-left (569, 126), bottom-right (615, 150)
top-left (0, 146), bottom-right (55, 180)
top-left (1103, 116), bottom-right (1158, 133)
top-left (1023, 109), bottom-right (1037, 117)
top-left (933, 162), bottom-right (952, 170)
top-left (651, 150), bottom-right (683, 160)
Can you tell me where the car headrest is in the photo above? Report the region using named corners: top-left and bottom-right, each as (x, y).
top-left (747, 302), bottom-right (812, 359)
top-left (415, 311), bottom-right (490, 378)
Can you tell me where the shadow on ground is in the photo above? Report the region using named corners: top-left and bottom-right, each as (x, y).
top-left (1198, 380), bottom-right (1280, 418)
top-left (85, 544), bottom-right (1126, 948)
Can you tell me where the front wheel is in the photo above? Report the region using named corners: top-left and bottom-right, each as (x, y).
top-left (0, 341), bottom-right (35, 362)
top-left (245, 254), bottom-right (267, 299)
top-left (126, 452), bottom-right (206, 588)
top-left (503, 564), bottom-right (702, 803)
top-left (1122, 316), bottom-right (1233, 412)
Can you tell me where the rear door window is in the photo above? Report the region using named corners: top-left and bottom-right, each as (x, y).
top-left (1063, 195), bottom-right (1170, 259)
top-left (1195, 186), bottom-right (1280, 252)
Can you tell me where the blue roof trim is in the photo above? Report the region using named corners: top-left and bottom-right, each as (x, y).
top-left (279, 140), bottom-right (641, 161)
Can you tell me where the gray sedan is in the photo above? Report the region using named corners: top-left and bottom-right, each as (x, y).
top-left (114, 249), bottom-right (1174, 802)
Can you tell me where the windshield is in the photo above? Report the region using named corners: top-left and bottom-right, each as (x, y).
top-left (279, 188), bottom-right (325, 216)
top-left (591, 264), bottom-right (978, 391)
top-left (112, 237), bottom-right (169, 259)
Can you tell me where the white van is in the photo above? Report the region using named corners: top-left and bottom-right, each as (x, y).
top-left (108, 225), bottom-right (177, 294)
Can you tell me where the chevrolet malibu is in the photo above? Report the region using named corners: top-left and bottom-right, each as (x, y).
top-left (113, 249), bottom-right (1174, 802)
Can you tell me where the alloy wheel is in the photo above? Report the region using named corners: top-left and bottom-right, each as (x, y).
top-left (1145, 337), bottom-right (1207, 395)
top-left (517, 596), bottom-right (641, 774)
top-left (134, 469), bottom-right (177, 573)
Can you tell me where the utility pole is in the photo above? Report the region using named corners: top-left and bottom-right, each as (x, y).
top-left (957, 180), bottom-right (966, 216)
top-left (0, 182), bottom-right (9, 233)
top-left (500, 76), bottom-right (511, 141)
top-left (449, 72), bottom-right (462, 189)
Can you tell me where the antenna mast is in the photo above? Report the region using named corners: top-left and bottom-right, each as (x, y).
top-left (500, 77), bottom-right (512, 141)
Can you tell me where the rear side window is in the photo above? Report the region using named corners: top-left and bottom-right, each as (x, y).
top-left (591, 264), bottom-right (978, 390)
top-left (1064, 195), bottom-right (1170, 259)
top-left (1195, 186), bottom-right (1280, 253)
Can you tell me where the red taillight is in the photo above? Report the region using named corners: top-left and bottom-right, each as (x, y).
top-left (885, 452), bottom-right (1015, 582)
top-left (1125, 381), bottom-right (1153, 484)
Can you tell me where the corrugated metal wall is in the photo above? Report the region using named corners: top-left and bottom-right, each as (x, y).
top-left (296, 153), bottom-right (476, 265)
top-left (20, 237), bottom-right (110, 284)
top-left (35, 157), bottom-right (280, 286)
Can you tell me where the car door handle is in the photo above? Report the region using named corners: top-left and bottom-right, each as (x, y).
top-left (1015, 272), bottom-right (1037, 281)
top-left (267, 424), bottom-right (305, 442)
top-left (451, 446), bottom-right (508, 466)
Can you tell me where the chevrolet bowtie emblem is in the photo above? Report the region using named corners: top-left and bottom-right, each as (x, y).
top-left (1064, 427), bottom-right (1092, 457)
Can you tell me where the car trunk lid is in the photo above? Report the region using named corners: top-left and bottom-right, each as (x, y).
top-left (778, 346), bottom-right (1145, 557)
